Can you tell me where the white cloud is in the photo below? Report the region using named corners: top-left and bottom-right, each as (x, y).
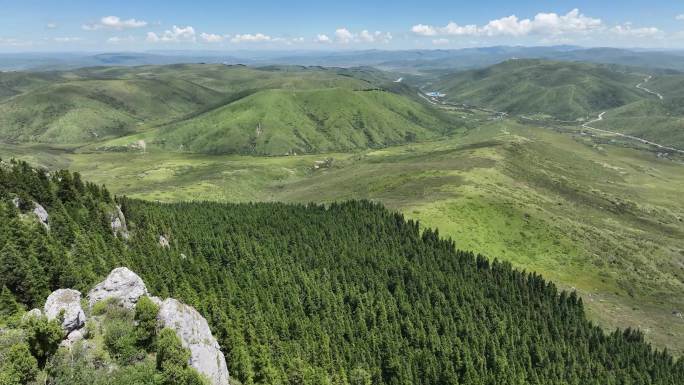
top-left (412, 9), bottom-right (602, 37)
top-left (46, 22), bottom-right (58, 29)
top-left (335, 28), bottom-right (354, 44)
top-left (265, 36), bottom-right (305, 45)
top-left (324, 28), bottom-right (393, 44)
top-left (411, 24), bottom-right (437, 36)
top-left (314, 34), bottom-right (331, 43)
top-left (200, 32), bottom-right (224, 43)
top-left (441, 22), bottom-right (479, 36)
top-left (230, 33), bottom-right (271, 43)
top-left (83, 16), bottom-right (147, 31)
top-left (53, 37), bottom-right (83, 43)
top-left (432, 38), bottom-right (450, 45)
top-left (677, 14), bottom-right (684, 21)
top-left (358, 30), bottom-right (393, 43)
top-left (146, 32), bottom-right (160, 43)
top-left (359, 30), bottom-right (375, 42)
top-left (610, 24), bottom-right (662, 38)
top-left (147, 25), bottom-right (196, 43)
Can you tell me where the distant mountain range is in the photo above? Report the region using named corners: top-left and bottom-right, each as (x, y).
top-left (3, 46), bottom-right (684, 72)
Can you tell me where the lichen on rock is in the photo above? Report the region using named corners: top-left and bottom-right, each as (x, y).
top-left (44, 289), bottom-right (86, 333)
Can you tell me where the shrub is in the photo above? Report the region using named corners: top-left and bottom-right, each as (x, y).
top-left (134, 296), bottom-right (159, 350)
top-left (0, 343), bottom-right (38, 385)
top-left (20, 315), bottom-right (63, 367)
top-left (103, 319), bottom-right (141, 364)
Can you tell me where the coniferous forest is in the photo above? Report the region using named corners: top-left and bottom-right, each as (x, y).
top-left (1, 159), bottom-right (683, 385)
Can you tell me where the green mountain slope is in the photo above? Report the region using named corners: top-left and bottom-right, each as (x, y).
top-left (437, 59), bottom-right (644, 119)
top-left (0, 78), bottom-right (223, 143)
top-left (579, 73), bottom-right (684, 148)
top-left (140, 87), bottom-right (455, 155)
top-left (1, 160), bottom-right (683, 384)
top-left (0, 64), bottom-right (448, 151)
top-left (593, 98), bottom-right (684, 148)
top-left (0, 71), bottom-right (68, 101)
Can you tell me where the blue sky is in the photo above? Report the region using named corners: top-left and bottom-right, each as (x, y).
top-left (1, 0), bottom-right (684, 51)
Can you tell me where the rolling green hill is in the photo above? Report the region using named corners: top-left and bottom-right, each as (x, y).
top-left (137, 87), bottom-right (456, 155)
top-left (0, 71), bottom-right (69, 101)
top-left (592, 98), bottom-right (684, 148)
top-left (437, 59), bottom-right (644, 119)
top-left (0, 77), bottom-right (223, 143)
top-left (0, 64), bottom-right (455, 152)
top-left (567, 72), bottom-right (684, 148)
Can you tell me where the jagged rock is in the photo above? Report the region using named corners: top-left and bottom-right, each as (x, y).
top-left (159, 235), bottom-right (170, 248)
top-left (158, 298), bottom-right (229, 385)
top-left (33, 202), bottom-right (49, 229)
top-left (22, 308), bottom-right (42, 321)
top-left (110, 205), bottom-right (129, 239)
top-left (88, 267), bottom-right (149, 309)
top-left (44, 289), bottom-right (85, 333)
top-left (60, 329), bottom-right (85, 348)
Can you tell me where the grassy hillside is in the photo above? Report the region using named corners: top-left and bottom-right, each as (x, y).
top-left (0, 78), bottom-right (223, 143)
top-left (436, 59), bottom-right (644, 119)
top-left (0, 64), bottom-right (454, 152)
top-left (592, 99), bottom-right (684, 148)
top-left (132, 87), bottom-right (456, 155)
top-left (568, 72), bottom-right (684, 148)
top-left (0, 71), bottom-right (69, 101)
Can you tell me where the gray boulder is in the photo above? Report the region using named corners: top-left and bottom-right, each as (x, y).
top-left (33, 203), bottom-right (49, 229)
top-left (44, 289), bottom-right (85, 333)
top-left (60, 329), bottom-right (85, 348)
top-left (158, 298), bottom-right (229, 385)
top-left (110, 205), bottom-right (129, 239)
top-left (88, 267), bottom-right (149, 309)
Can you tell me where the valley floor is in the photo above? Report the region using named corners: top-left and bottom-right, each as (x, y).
top-left (3, 118), bottom-right (684, 355)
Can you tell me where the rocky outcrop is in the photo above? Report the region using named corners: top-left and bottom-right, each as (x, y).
top-left (11, 198), bottom-right (49, 229)
top-left (36, 267), bottom-right (229, 384)
top-left (44, 289), bottom-right (86, 333)
top-left (110, 205), bottom-right (129, 239)
top-left (33, 203), bottom-right (49, 229)
top-left (158, 298), bottom-right (229, 385)
top-left (88, 267), bottom-right (148, 309)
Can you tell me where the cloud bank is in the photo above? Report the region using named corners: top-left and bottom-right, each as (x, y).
top-left (83, 16), bottom-right (147, 31)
